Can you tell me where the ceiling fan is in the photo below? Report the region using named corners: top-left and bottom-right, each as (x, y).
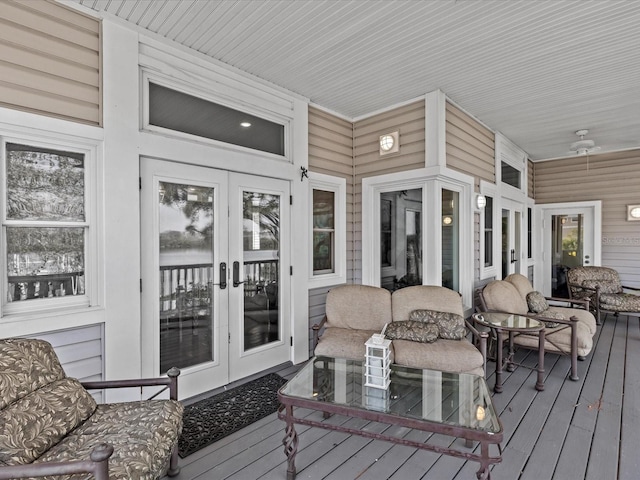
top-left (569, 129), bottom-right (601, 156)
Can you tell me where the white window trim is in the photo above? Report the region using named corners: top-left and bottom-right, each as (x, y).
top-left (308, 172), bottom-right (346, 288)
top-left (0, 118), bottom-right (103, 321)
top-left (479, 180), bottom-right (498, 280)
top-left (362, 167), bottom-right (474, 307)
top-left (495, 132), bottom-right (527, 196)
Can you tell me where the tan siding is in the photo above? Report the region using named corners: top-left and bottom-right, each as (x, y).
top-left (528, 159), bottom-right (534, 198)
top-left (352, 101), bottom-right (426, 283)
top-left (0, 0), bottom-right (101, 125)
top-left (535, 149), bottom-right (640, 286)
top-left (445, 102), bottom-right (495, 185)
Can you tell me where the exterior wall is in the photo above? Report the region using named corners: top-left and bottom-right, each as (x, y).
top-left (527, 159), bottom-right (534, 198)
top-left (445, 101), bottom-right (495, 188)
top-left (353, 101), bottom-right (426, 283)
top-left (445, 101), bottom-right (496, 288)
top-left (534, 149), bottom-right (640, 286)
top-left (0, 0), bottom-right (101, 125)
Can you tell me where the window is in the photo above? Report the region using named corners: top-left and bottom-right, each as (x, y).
top-left (484, 196), bottom-right (494, 267)
top-left (2, 140), bottom-right (94, 314)
top-left (148, 82), bottom-right (285, 157)
top-left (308, 173), bottom-right (346, 288)
top-left (442, 189), bottom-right (459, 291)
top-left (527, 207), bottom-right (533, 259)
top-left (501, 161), bottom-right (521, 189)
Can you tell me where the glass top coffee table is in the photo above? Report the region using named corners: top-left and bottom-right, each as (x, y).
top-left (278, 356), bottom-right (503, 480)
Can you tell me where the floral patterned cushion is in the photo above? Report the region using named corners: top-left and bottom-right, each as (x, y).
top-left (600, 293), bottom-right (640, 310)
top-left (408, 309), bottom-right (466, 340)
top-left (386, 320), bottom-right (439, 343)
top-left (36, 400), bottom-right (184, 480)
top-left (0, 378), bottom-right (97, 466)
top-left (536, 309), bottom-right (564, 328)
top-left (0, 338), bottom-right (66, 410)
top-left (526, 291), bottom-right (549, 313)
top-left (583, 279), bottom-right (622, 294)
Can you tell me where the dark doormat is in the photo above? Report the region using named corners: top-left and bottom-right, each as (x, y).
top-left (178, 373), bottom-right (287, 458)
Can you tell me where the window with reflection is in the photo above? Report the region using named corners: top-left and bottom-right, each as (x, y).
top-left (380, 189), bottom-right (422, 292)
top-left (484, 196), bottom-right (494, 268)
top-left (442, 189), bottom-right (459, 291)
top-left (312, 189), bottom-right (335, 274)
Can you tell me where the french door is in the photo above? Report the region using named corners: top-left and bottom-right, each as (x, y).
top-left (140, 158), bottom-right (290, 399)
top-left (538, 202), bottom-right (600, 297)
top-left (501, 201), bottom-right (523, 279)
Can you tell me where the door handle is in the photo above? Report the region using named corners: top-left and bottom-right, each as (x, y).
top-left (233, 261), bottom-right (245, 288)
top-left (510, 249), bottom-right (516, 264)
top-left (219, 262), bottom-right (227, 289)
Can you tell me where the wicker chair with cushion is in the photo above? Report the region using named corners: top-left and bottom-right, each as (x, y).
top-left (0, 338), bottom-right (183, 480)
top-left (478, 274), bottom-right (597, 381)
top-left (567, 266), bottom-right (640, 323)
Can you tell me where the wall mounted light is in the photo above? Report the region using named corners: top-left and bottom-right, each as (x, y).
top-left (379, 131), bottom-right (399, 155)
top-left (476, 194), bottom-right (487, 210)
top-left (442, 215), bottom-right (453, 226)
top-left (627, 205), bottom-right (640, 221)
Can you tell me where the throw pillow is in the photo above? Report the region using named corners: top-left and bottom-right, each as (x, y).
top-left (526, 291), bottom-right (549, 314)
top-left (537, 309), bottom-right (565, 328)
top-left (385, 320), bottom-right (439, 343)
top-left (408, 309), bottom-right (466, 340)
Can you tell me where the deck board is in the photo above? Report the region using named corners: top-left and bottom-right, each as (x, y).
top-left (168, 314), bottom-right (636, 480)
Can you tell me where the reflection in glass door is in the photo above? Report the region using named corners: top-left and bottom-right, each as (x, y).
top-left (551, 214), bottom-right (584, 297)
top-left (502, 207), bottom-right (522, 279)
top-left (379, 188), bottom-right (422, 291)
top-left (240, 191), bottom-right (280, 351)
top-left (158, 182), bottom-right (214, 373)
top-left (442, 189), bottom-right (459, 290)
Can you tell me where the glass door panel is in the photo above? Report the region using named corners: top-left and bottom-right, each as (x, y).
top-left (442, 189), bottom-right (459, 290)
top-left (379, 188), bottom-right (423, 291)
top-left (158, 182), bottom-right (214, 373)
top-left (551, 214), bottom-right (584, 297)
top-left (241, 191), bottom-right (280, 351)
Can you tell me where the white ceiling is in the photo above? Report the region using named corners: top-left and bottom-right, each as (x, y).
top-left (68, 0), bottom-right (640, 161)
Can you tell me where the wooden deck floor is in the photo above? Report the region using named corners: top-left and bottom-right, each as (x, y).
top-left (169, 313), bottom-right (639, 480)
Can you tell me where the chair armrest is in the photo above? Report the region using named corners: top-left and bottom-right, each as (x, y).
top-left (465, 319), bottom-right (489, 378)
top-left (81, 367), bottom-right (180, 401)
top-left (622, 285), bottom-right (640, 293)
top-left (0, 444), bottom-right (113, 480)
top-left (311, 316), bottom-right (327, 349)
top-left (546, 296), bottom-right (590, 309)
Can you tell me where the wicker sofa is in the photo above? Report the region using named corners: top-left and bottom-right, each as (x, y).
top-left (0, 338), bottom-right (183, 480)
top-left (567, 266), bottom-right (640, 323)
top-left (477, 274), bottom-right (597, 381)
top-left (312, 284), bottom-right (487, 376)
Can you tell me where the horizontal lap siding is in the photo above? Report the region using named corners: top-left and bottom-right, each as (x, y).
top-left (353, 101), bottom-right (426, 284)
top-left (0, 0), bottom-right (101, 125)
top-left (535, 149), bottom-right (640, 286)
top-left (445, 102), bottom-right (495, 285)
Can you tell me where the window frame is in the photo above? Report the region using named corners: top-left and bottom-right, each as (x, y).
top-left (1, 134), bottom-right (101, 319)
top-left (479, 180), bottom-right (498, 280)
top-left (308, 172), bottom-right (346, 288)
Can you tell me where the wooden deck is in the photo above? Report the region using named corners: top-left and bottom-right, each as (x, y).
top-left (169, 313), bottom-right (639, 479)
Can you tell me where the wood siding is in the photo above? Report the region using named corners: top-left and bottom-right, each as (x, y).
top-left (445, 101), bottom-right (495, 187)
top-left (535, 149), bottom-right (640, 286)
top-left (353, 101), bottom-right (426, 283)
top-left (0, 0), bottom-right (101, 125)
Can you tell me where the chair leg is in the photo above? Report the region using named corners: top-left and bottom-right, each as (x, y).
top-left (167, 445), bottom-right (180, 476)
top-left (570, 320), bottom-right (579, 381)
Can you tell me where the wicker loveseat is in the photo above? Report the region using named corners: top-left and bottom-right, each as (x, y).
top-left (312, 284), bottom-right (487, 377)
top-left (567, 266), bottom-right (640, 323)
top-left (477, 274), bottom-right (597, 381)
top-left (0, 338), bottom-right (183, 480)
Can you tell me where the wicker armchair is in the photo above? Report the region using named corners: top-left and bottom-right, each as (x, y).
top-left (567, 266), bottom-right (640, 323)
top-left (0, 338), bottom-right (183, 480)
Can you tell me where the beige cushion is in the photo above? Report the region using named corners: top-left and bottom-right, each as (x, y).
top-left (482, 280), bottom-right (529, 315)
top-left (391, 286), bottom-right (463, 320)
top-left (505, 273), bottom-right (534, 300)
top-left (513, 321), bottom-right (593, 357)
top-left (392, 338), bottom-right (484, 376)
top-left (325, 285), bottom-right (391, 331)
top-left (314, 328), bottom-right (395, 361)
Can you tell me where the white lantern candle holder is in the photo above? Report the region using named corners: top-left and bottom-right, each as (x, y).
top-left (364, 329), bottom-right (391, 390)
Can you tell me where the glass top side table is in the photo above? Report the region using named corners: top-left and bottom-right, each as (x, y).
top-left (472, 312), bottom-right (546, 393)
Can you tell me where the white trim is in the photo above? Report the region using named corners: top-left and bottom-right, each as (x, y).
top-left (425, 90), bottom-right (447, 168)
top-left (362, 166), bottom-right (475, 306)
top-left (308, 173), bottom-right (347, 288)
top-left (479, 180), bottom-right (498, 280)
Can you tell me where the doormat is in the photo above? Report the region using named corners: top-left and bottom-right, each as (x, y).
top-left (178, 373), bottom-right (287, 458)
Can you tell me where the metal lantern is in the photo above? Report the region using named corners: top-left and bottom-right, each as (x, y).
top-left (364, 332), bottom-right (391, 390)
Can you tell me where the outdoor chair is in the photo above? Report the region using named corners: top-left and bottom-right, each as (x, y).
top-left (567, 266), bottom-right (640, 324)
top-left (0, 338), bottom-right (183, 480)
top-left (477, 274), bottom-right (597, 380)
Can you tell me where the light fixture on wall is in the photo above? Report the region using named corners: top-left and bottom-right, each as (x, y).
top-left (627, 205), bottom-right (640, 221)
top-left (379, 131), bottom-right (399, 155)
top-left (476, 194), bottom-right (487, 210)
top-left (442, 215), bottom-right (453, 226)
